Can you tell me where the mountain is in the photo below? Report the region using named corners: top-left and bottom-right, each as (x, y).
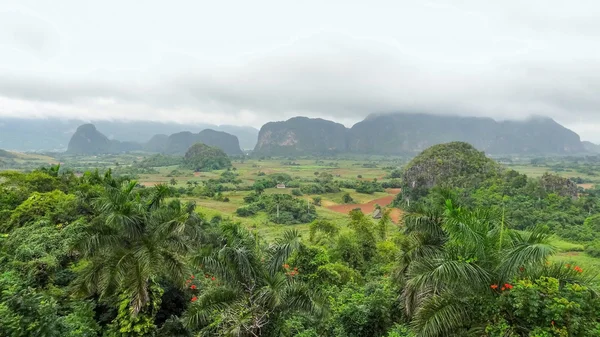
top-left (65, 123), bottom-right (242, 155)
top-left (582, 141), bottom-right (600, 153)
top-left (218, 125), bottom-right (260, 150)
top-left (67, 124), bottom-right (112, 155)
top-left (348, 114), bottom-right (584, 155)
top-left (144, 134), bottom-right (169, 153)
top-left (197, 129), bottom-right (244, 155)
top-left (254, 114), bottom-right (585, 156)
top-left (159, 129), bottom-right (243, 155)
top-left (0, 117), bottom-right (258, 151)
top-left (254, 117), bottom-right (348, 155)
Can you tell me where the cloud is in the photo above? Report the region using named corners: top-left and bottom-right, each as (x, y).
top-left (1, 1), bottom-right (600, 140)
top-left (0, 10), bottom-right (61, 59)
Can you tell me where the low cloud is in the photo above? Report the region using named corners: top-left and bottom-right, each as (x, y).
top-left (1, 1), bottom-right (600, 140)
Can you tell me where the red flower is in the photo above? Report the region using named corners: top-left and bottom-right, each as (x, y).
top-left (490, 284), bottom-right (498, 290)
top-left (211, 276), bottom-right (216, 281)
top-left (519, 266), bottom-right (525, 272)
top-left (190, 285), bottom-right (197, 290)
top-left (191, 296), bottom-right (198, 302)
top-left (504, 283), bottom-right (513, 290)
top-left (190, 275), bottom-right (195, 279)
top-left (574, 266), bottom-right (583, 273)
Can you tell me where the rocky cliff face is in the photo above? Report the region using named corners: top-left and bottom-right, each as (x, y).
top-left (254, 117), bottom-right (348, 155)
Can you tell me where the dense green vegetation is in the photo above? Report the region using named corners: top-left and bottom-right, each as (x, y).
top-left (182, 143), bottom-right (232, 172)
top-left (236, 193), bottom-right (316, 224)
top-left (400, 142), bottom-right (501, 203)
top-left (3, 140), bottom-right (600, 336)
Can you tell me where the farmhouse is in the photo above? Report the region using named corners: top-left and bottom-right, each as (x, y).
top-left (276, 183), bottom-right (286, 189)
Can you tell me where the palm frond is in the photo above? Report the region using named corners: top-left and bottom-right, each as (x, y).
top-left (184, 287), bottom-right (241, 328)
top-left (412, 293), bottom-right (469, 337)
top-left (268, 229), bottom-right (301, 275)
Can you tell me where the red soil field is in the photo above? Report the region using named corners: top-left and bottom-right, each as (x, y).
top-left (327, 191), bottom-right (404, 224)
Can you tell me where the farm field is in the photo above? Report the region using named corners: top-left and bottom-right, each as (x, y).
top-left (4, 151), bottom-right (600, 275)
top-left (5, 147), bottom-right (600, 335)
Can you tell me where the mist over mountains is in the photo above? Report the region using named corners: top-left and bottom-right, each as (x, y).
top-left (0, 118), bottom-right (258, 151)
top-left (255, 114), bottom-right (587, 155)
top-left (1, 113), bottom-right (597, 156)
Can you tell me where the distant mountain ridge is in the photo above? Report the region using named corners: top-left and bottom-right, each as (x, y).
top-left (0, 118), bottom-right (259, 151)
top-left (255, 113), bottom-right (585, 155)
top-left (66, 124), bottom-right (243, 155)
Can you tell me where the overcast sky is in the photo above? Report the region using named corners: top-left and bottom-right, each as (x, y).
top-left (1, 1), bottom-right (600, 140)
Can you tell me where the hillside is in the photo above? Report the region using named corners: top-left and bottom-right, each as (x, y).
top-left (254, 117), bottom-right (348, 155)
top-left (182, 143), bottom-right (232, 171)
top-left (400, 141), bottom-right (502, 202)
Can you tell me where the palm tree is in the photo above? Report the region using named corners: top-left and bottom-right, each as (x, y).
top-left (185, 224), bottom-right (320, 336)
top-left (397, 197), bottom-right (556, 337)
top-left (74, 181), bottom-right (202, 315)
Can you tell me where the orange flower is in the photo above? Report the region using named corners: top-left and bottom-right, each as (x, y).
top-left (190, 285), bottom-right (197, 290)
top-left (191, 296), bottom-right (198, 302)
top-left (283, 264), bottom-right (290, 269)
top-left (490, 284), bottom-right (498, 290)
top-left (501, 287), bottom-right (506, 291)
top-left (574, 266), bottom-right (583, 273)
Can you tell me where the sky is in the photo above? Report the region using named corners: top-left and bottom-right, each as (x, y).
top-left (1, 0), bottom-right (600, 141)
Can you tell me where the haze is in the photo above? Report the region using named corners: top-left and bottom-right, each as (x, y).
top-left (1, 0), bottom-right (600, 141)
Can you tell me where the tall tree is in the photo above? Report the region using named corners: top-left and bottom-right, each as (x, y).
top-left (74, 182), bottom-right (202, 316)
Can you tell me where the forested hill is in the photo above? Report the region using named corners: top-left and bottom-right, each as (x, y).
top-left (255, 114), bottom-right (585, 155)
top-left (0, 117), bottom-right (259, 151)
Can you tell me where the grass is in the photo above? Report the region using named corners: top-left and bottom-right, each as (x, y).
top-left (548, 235), bottom-right (585, 252)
